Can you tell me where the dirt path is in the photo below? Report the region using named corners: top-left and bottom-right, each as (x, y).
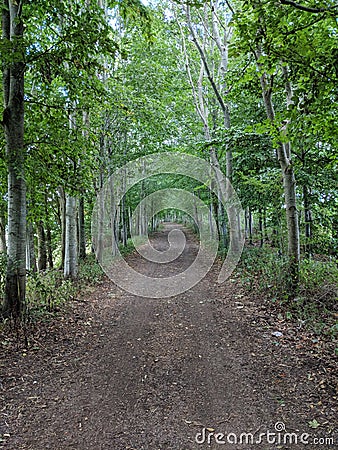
top-left (1, 224), bottom-right (337, 449)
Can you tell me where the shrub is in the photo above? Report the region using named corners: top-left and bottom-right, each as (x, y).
top-left (78, 254), bottom-right (104, 285)
top-left (26, 270), bottom-right (75, 315)
top-left (25, 255), bottom-right (106, 317)
top-left (237, 247), bottom-right (338, 335)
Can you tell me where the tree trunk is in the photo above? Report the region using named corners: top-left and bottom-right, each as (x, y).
top-left (121, 194), bottom-right (128, 247)
top-left (0, 207), bottom-right (6, 253)
top-left (96, 186), bottom-right (105, 263)
top-left (44, 193), bottom-right (53, 268)
top-left (58, 186), bottom-right (66, 270)
top-left (78, 195), bottom-right (86, 259)
top-left (303, 185), bottom-right (312, 258)
top-left (257, 61), bottom-right (300, 292)
top-left (183, 5), bottom-right (240, 253)
top-left (110, 176), bottom-right (119, 257)
top-left (259, 208), bottom-right (264, 247)
top-left (208, 195), bottom-right (215, 239)
top-left (64, 195), bottom-right (78, 279)
top-left (26, 222), bottom-right (37, 273)
top-left (37, 220), bottom-right (47, 271)
top-left (248, 207), bottom-right (253, 245)
top-left (2, 1), bottom-right (26, 318)
top-left (46, 222), bottom-right (53, 269)
top-left (120, 158), bottom-right (128, 246)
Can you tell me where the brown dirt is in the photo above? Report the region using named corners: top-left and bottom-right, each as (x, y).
top-left (0, 224), bottom-right (337, 449)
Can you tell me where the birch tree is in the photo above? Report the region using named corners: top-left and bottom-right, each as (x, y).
top-left (175, 1), bottom-right (241, 251)
top-left (64, 195), bottom-right (78, 279)
top-left (2, 0), bottom-right (26, 318)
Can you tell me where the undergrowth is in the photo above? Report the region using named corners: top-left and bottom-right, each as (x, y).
top-left (0, 254), bottom-right (105, 323)
top-left (237, 247), bottom-right (338, 339)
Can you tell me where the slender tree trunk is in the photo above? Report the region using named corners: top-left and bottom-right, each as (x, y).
top-left (64, 195), bottom-right (78, 279)
top-left (182, 5), bottom-right (240, 253)
top-left (77, 111), bottom-right (89, 260)
top-left (78, 195), bottom-right (86, 259)
top-left (303, 185), bottom-right (312, 258)
top-left (110, 176), bottom-right (119, 257)
top-left (37, 220), bottom-right (47, 271)
top-left (121, 195), bottom-right (128, 247)
top-left (26, 222), bottom-right (37, 273)
top-left (43, 194), bottom-right (53, 268)
top-left (2, 1), bottom-right (26, 318)
top-left (248, 207), bottom-right (253, 245)
top-left (119, 153), bottom-right (128, 246)
top-left (58, 187), bottom-right (66, 270)
top-left (46, 223), bottom-right (53, 269)
top-left (95, 188), bottom-right (105, 263)
top-left (257, 60), bottom-right (300, 292)
top-left (258, 208), bottom-right (264, 247)
top-left (217, 195), bottom-right (227, 248)
top-left (0, 207), bottom-right (6, 253)
top-left (208, 195), bottom-right (215, 239)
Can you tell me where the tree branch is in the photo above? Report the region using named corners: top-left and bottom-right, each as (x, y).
top-left (280, 0), bottom-right (338, 14)
top-left (224, 0), bottom-right (235, 15)
top-left (174, 7), bottom-right (208, 129)
top-left (185, 5), bottom-right (228, 119)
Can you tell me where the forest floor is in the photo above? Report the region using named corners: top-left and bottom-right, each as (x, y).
top-left (1, 224), bottom-right (337, 449)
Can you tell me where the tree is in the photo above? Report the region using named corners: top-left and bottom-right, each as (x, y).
top-left (1, 0), bottom-right (152, 317)
top-left (1, 0), bottom-right (26, 318)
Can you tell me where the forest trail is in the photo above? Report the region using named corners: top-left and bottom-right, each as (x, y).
top-left (1, 225), bottom-right (336, 449)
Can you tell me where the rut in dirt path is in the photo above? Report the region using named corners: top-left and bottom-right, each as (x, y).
top-left (2, 224), bottom-right (334, 449)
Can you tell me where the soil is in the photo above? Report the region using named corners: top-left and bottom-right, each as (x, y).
top-left (0, 224), bottom-right (337, 449)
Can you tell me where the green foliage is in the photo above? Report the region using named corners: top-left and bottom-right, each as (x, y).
top-left (77, 254), bottom-right (105, 285)
top-left (238, 247), bottom-right (290, 294)
top-left (26, 270), bottom-right (75, 315)
top-left (24, 256), bottom-right (104, 318)
top-left (119, 238), bottom-right (136, 257)
top-left (1, 0), bottom-right (337, 318)
top-left (118, 236), bottom-right (149, 256)
top-left (238, 247), bottom-right (338, 335)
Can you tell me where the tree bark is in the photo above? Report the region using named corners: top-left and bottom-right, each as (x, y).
top-left (0, 206), bottom-right (6, 253)
top-left (78, 195), bottom-right (86, 259)
top-left (64, 195), bottom-right (78, 279)
top-left (110, 176), bottom-right (119, 257)
top-left (58, 186), bottom-right (66, 270)
top-left (257, 59), bottom-right (300, 291)
top-left (182, 4), bottom-right (241, 253)
top-left (2, 0), bottom-right (27, 318)
top-left (303, 184), bottom-right (312, 258)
